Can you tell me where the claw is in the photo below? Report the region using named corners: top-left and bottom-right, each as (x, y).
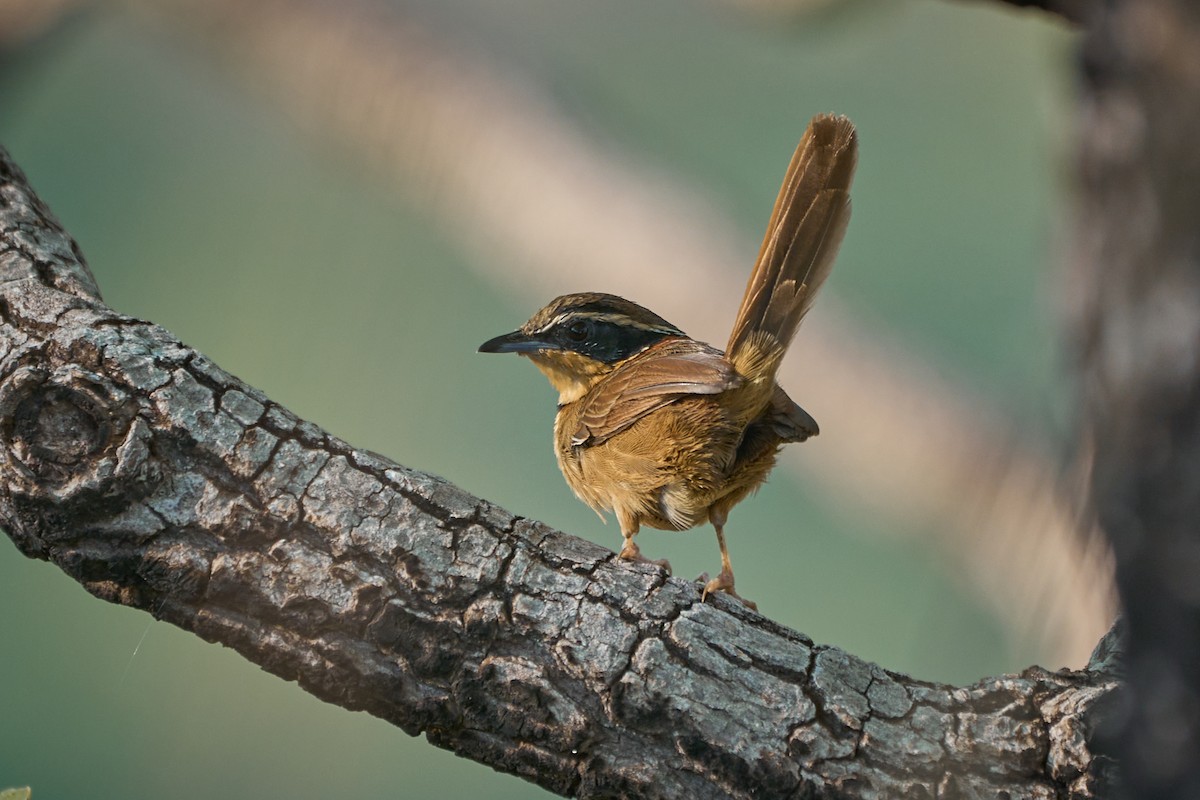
top-left (702, 568), bottom-right (757, 611)
top-left (618, 539), bottom-right (672, 574)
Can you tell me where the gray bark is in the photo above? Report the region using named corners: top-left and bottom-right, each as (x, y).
top-left (0, 149), bottom-right (1119, 798)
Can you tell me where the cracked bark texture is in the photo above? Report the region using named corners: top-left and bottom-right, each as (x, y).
top-left (0, 147), bottom-right (1120, 797)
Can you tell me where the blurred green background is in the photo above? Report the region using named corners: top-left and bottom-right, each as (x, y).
top-left (0, 1), bottom-right (1074, 798)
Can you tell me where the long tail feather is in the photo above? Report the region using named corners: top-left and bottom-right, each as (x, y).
top-left (726, 114), bottom-right (857, 381)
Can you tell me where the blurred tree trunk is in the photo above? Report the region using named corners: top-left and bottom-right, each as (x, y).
top-left (1071, 1), bottom-right (1200, 798)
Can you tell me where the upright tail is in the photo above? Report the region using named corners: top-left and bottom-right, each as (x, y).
top-left (726, 114), bottom-right (857, 396)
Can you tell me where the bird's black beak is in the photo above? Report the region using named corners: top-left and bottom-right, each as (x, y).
top-left (478, 330), bottom-right (557, 354)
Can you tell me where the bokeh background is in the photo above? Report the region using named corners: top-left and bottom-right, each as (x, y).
top-left (0, 1), bottom-right (1107, 798)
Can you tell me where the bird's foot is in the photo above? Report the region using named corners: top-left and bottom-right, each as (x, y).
top-left (701, 569), bottom-right (758, 611)
top-left (617, 540), bottom-right (672, 574)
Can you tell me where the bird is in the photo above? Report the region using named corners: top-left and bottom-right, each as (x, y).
top-left (479, 114), bottom-right (857, 608)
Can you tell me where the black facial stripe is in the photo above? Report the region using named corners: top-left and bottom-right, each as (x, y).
top-left (553, 318), bottom-right (676, 364)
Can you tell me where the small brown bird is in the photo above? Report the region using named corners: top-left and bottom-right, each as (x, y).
top-left (480, 114), bottom-right (857, 607)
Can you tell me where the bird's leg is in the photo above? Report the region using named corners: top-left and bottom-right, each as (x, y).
top-left (617, 532), bottom-right (642, 561)
top-left (702, 510), bottom-right (757, 610)
top-left (616, 512), bottom-right (671, 573)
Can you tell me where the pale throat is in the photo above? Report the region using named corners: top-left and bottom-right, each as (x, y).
top-left (525, 352), bottom-right (610, 405)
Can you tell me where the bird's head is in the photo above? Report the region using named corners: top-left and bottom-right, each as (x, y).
top-left (478, 292), bottom-right (685, 404)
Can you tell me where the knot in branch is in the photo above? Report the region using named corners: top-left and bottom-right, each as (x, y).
top-left (0, 364), bottom-right (152, 502)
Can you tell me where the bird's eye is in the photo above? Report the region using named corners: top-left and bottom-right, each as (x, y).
top-left (565, 319), bottom-right (590, 342)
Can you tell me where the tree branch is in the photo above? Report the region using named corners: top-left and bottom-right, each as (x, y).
top-left (0, 148), bottom-right (1118, 797)
top-left (982, 0), bottom-right (1091, 24)
top-left (125, 0), bottom-right (1115, 667)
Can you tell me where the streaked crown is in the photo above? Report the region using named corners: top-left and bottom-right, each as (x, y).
top-left (519, 292), bottom-right (685, 365)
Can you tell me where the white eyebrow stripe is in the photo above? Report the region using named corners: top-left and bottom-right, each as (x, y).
top-left (534, 311), bottom-right (682, 336)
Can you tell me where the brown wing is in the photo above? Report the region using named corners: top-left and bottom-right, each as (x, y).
top-left (767, 385), bottom-right (819, 442)
top-left (572, 341), bottom-right (742, 447)
top-left (726, 114), bottom-right (857, 363)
